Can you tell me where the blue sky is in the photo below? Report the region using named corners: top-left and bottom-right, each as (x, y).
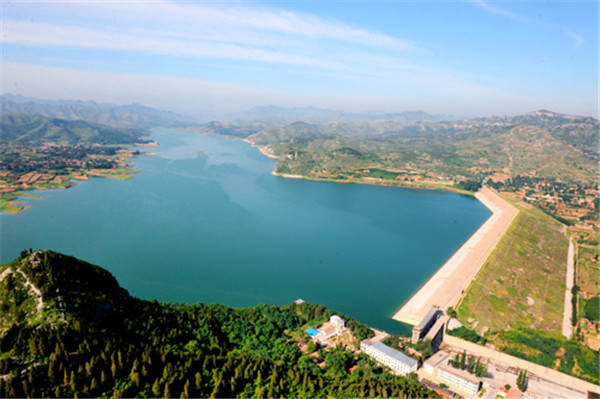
top-left (2, 1), bottom-right (597, 117)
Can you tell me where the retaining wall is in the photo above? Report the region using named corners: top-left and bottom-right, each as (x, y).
top-left (442, 334), bottom-right (600, 395)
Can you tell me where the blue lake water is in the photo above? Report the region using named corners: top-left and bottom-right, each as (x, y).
top-left (0, 129), bottom-right (490, 335)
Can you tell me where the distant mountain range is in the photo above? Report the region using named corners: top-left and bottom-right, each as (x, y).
top-left (3, 94), bottom-right (597, 168)
top-left (0, 112), bottom-right (148, 145)
top-left (224, 105), bottom-right (457, 125)
top-left (1, 95), bottom-right (200, 129)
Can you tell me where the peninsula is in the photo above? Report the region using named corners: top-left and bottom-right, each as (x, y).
top-left (0, 112), bottom-right (153, 214)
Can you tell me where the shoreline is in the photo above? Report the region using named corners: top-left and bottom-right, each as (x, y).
top-left (273, 173), bottom-right (469, 193)
top-left (272, 171), bottom-right (304, 179)
top-left (245, 138), bottom-right (472, 195)
top-left (245, 139), bottom-right (521, 328)
top-left (242, 139), bottom-right (279, 159)
top-left (0, 147), bottom-right (152, 215)
top-left (392, 186), bottom-right (519, 326)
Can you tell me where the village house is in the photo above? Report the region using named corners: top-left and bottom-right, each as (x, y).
top-left (305, 315), bottom-right (348, 345)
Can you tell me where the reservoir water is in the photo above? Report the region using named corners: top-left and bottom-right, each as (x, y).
top-left (1, 129), bottom-right (490, 334)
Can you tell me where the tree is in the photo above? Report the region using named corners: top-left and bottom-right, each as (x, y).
top-left (459, 351), bottom-right (466, 369)
top-left (474, 359), bottom-right (488, 377)
top-left (449, 353), bottom-right (460, 368)
top-left (415, 339), bottom-right (434, 358)
top-left (152, 379), bottom-right (161, 398)
top-left (181, 380), bottom-right (190, 399)
top-left (517, 369), bottom-right (528, 391)
top-left (584, 296), bottom-right (600, 321)
top-left (446, 307), bottom-right (457, 318)
top-left (467, 355), bottom-right (476, 373)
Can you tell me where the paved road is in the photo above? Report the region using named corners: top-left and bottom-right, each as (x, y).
top-left (562, 238), bottom-right (575, 338)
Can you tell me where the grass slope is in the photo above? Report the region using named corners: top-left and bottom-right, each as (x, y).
top-left (457, 202), bottom-right (568, 334)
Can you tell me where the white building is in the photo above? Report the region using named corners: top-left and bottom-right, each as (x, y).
top-left (437, 364), bottom-right (480, 396)
top-left (361, 341), bottom-right (418, 375)
top-left (423, 350), bottom-right (449, 375)
top-left (314, 315), bottom-right (347, 344)
top-left (330, 315), bottom-right (344, 329)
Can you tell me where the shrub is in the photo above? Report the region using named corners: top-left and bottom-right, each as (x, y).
top-left (584, 297), bottom-right (599, 321)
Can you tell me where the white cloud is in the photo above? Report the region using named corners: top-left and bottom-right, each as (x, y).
top-left (3, 20), bottom-right (346, 70)
top-left (473, 0), bottom-right (519, 19)
top-left (562, 28), bottom-right (583, 50)
top-left (85, 1), bottom-right (413, 50)
top-left (2, 2), bottom-right (594, 117)
top-left (2, 1), bottom-right (413, 74)
top-left (473, 0), bottom-right (585, 50)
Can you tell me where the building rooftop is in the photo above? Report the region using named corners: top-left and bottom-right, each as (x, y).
top-left (370, 341), bottom-right (418, 368)
top-left (424, 350), bottom-right (449, 369)
top-left (438, 364), bottom-right (481, 385)
top-left (416, 306), bottom-right (440, 330)
top-left (505, 388), bottom-right (522, 399)
top-left (320, 324), bottom-right (337, 336)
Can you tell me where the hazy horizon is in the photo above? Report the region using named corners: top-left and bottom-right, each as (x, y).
top-left (3, 92), bottom-right (598, 122)
top-left (2, 1), bottom-right (598, 119)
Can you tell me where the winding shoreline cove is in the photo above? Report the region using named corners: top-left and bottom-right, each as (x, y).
top-left (0, 129), bottom-right (491, 335)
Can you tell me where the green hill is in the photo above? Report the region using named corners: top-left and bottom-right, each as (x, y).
top-left (0, 113), bottom-right (148, 145)
top-left (0, 250), bottom-right (435, 398)
top-left (240, 110), bottom-right (598, 187)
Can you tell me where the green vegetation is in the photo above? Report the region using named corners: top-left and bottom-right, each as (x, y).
top-left (382, 336), bottom-right (433, 366)
top-left (456, 179), bottom-right (482, 192)
top-left (0, 193), bottom-right (25, 214)
top-left (447, 326), bottom-right (487, 345)
top-left (457, 203), bottom-right (568, 334)
top-left (0, 113), bottom-right (148, 145)
top-left (448, 351), bottom-right (488, 377)
top-left (229, 111), bottom-right (599, 189)
top-left (446, 307), bottom-right (458, 318)
top-left (584, 297), bottom-right (599, 322)
top-left (577, 245), bottom-right (599, 299)
top-left (492, 327), bottom-right (598, 384)
top-left (516, 369), bottom-right (528, 391)
top-left (0, 250), bottom-right (436, 398)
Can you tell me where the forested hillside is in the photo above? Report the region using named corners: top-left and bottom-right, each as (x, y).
top-left (0, 250), bottom-right (436, 398)
top-left (0, 113), bottom-right (148, 145)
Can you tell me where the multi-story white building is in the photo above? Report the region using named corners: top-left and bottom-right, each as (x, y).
top-left (437, 364), bottom-right (480, 396)
top-left (423, 350), bottom-right (449, 375)
top-left (360, 341), bottom-right (418, 375)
